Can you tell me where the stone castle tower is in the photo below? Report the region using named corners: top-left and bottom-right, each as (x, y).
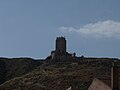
top-left (55, 37), bottom-right (66, 55)
top-left (46, 36), bottom-right (76, 60)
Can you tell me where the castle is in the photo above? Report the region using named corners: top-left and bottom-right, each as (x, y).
top-left (46, 36), bottom-right (76, 60)
top-left (47, 37), bottom-right (119, 90)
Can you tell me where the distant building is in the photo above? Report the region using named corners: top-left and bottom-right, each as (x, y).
top-left (88, 78), bottom-right (112, 90)
top-left (88, 61), bottom-right (119, 90)
top-left (46, 36), bottom-right (76, 60)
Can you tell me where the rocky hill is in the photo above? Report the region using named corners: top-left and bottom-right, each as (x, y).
top-left (0, 57), bottom-right (120, 90)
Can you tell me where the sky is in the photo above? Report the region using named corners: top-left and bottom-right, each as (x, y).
top-left (0, 0), bottom-right (120, 59)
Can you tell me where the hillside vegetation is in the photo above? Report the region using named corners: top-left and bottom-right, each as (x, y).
top-left (0, 57), bottom-right (120, 90)
top-left (0, 58), bottom-right (43, 85)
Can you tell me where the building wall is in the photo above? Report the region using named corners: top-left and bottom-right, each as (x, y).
top-left (88, 78), bottom-right (112, 90)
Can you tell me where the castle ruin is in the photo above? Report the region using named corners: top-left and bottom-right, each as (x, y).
top-left (46, 36), bottom-right (76, 60)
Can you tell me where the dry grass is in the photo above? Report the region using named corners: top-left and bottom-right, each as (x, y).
top-left (0, 57), bottom-right (120, 90)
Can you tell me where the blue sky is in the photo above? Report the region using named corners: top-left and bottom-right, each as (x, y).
top-left (0, 0), bottom-right (120, 59)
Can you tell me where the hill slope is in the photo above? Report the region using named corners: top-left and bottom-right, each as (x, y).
top-left (0, 58), bottom-right (119, 90)
top-left (0, 57), bottom-right (43, 85)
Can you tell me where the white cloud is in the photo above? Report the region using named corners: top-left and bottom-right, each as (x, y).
top-left (59, 20), bottom-right (120, 39)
